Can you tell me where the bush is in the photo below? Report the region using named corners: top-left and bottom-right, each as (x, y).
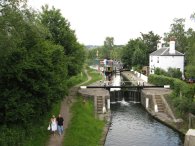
top-left (185, 65), bottom-right (195, 79)
top-left (154, 67), bottom-right (182, 79)
top-left (148, 74), bottom-right (175, 88)
top-left (0, 126), bottom-right (25, 146)
top-left (167, 68), bottom-right (182, 79)
top-left (149, 74), bottom-right (195, 114)
top-left (155, 67), bottom-right (168, 76)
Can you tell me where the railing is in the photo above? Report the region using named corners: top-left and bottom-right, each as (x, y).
top-left (80, 85), bottom-right (170, 89)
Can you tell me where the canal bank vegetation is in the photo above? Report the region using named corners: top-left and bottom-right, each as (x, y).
top-left (63, 97), bottom-right (105, 146)
top-left (82, 67), bottom-right (104, 85)
top-left (0, 1), bottom-right (86, 146)
top-left (148, 74), bottom-right (195, 132)
top-left (67, 70), bottom-right (88, 87)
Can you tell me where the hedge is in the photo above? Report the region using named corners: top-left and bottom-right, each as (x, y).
top-left (148, 74), bottom-right (195, 114)
top-left (148, 74), bottom-right (175, 89)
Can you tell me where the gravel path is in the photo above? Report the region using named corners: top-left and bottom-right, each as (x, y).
top-left (47, 69), bottom-right (91, 146)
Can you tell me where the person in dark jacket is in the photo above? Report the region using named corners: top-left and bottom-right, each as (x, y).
top-left (56, 114), bottom-right (64, 135)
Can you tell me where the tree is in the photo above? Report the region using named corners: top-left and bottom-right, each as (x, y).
top-left (164, 18), bottom-right (187, 53)
top-left (102, 37), bottom-right (114, 58)
top-left (121, 38), bottom-right (147, 68)
top-left (184, 13), bottom-right (195, 79)
top-left (39, 5), bottom-right (85, 76)
top-left (132, 47), bottom-right (147, 66)
top-left (104, 37), bottom-right (114, 49)
top-left (110, 46), bottom-right (123, 61)
top-left (141, 31), bottom-right (161, 54)
top-left (0, 2), bottom-right (68, 125)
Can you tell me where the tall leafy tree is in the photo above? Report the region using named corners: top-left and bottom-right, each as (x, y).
top-left (185, 14), bottom-right (195, 79)
top-left (141, 31), bottom-right (161, 54)
top-left (102, 37), bottom-right (114, 58)
top-left (121, 38), bottom-right (147, 68)
top-left (0, 1), bottom-right (68, 125)
top-left (164, 18), bottom-right (187, 53)
top-left (110, 46), bottom-right (123, 61)
top-left (39, 5), bottom-right (85, 76)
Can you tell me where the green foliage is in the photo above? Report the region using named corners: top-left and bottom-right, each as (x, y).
top-left (0, 100), bottom-right (61, 146)
top-left (63, 97), bottom-right (105, 146)
top-left (154, 68), bottom-right (168, 76)
top-left (121, 31), bottom-right (160, 68)
top-left (185, 65), bottom-right (195, 79)
top-left (141, 31), bottom-right (161, 54)
top-left (0, 1), bottom-right (86, 145)
top-left (67, 70), bottom-right (87, 87)
top-left (0, 126), bottom-right (25, 146)
top-left (149, 74), bottom-right (195, 114)
top-left (164, 18), bottom-right (187, 53)
top-left (121, 38), bottom-right (147, 68)
top-left (167, 68), bottom-right (182, 79)
top-left (40, 5), bottom-right (85, 76)
top-left (154, 67), bottom-right (182, 79)
top-left (185, 39), bottom-right (195, 79)
top-left (82, 68), bottom-right (103, 85)
top-left (148, 74), bottom-right (175, 88)
top-left (102, 37), bottom-right (114, 58)
top-left (110, 46), bottom-right (123, 61)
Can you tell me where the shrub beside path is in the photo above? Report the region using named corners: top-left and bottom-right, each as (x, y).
top-left (47, 69), bottom-right (91, 146)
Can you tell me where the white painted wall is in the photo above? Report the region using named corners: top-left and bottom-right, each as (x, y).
top-left (149, 55), bottom-right (184, 75)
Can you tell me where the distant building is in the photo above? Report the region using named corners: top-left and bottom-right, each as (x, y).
top-left (149, 40), bottom-right (184, 75)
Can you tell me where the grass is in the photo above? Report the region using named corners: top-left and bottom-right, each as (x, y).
top-left (164, 94), bottom-right (189, 133)
top-left (67, 70), bottom-right (88, 87)
top-left (82, 67), bottom-right (104, 85)
top-left (63, 97), bottom-right (105, 146)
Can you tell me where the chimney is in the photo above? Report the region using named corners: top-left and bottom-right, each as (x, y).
top-left (157, 43), bottom-right (162, 50)
top-left (169, 37), bottom-right (175, 54)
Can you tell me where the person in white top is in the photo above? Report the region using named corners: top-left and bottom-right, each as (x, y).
top-left (50, 115), bottom-right (57, 136)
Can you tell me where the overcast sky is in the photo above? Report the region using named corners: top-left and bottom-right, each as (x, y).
top-left (28, 0), bottom-right (195, 45)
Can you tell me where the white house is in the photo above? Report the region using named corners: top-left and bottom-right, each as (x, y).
top-left (149, 40), bottom-right (185, 75)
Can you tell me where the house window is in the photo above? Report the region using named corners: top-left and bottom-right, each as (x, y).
top-left (151, 56), bottom-right (153, 62)
top-left (157, 57), bottom-right (159, 63)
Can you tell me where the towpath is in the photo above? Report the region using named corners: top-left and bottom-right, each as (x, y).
top-left (47, 69), bottom-right (91, 146)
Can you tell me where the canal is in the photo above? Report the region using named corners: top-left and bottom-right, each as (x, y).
top-left (104, 75), bottom-right (183, 146)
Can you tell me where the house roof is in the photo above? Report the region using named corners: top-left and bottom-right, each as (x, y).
top-left (150, 47), bottom-right (184, 56)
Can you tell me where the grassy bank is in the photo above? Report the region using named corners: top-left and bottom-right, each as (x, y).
top-left (83, 67), bottom-right (103, 85)
top-left (165, 95), bottom-right (192, 133)
top-left (63, 97), bottom-right (105, 146)
top-left (67, 70), bottom-right (88, 87)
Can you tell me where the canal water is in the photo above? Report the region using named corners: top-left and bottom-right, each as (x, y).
top-left (104, 75), bottom-right (183, 146)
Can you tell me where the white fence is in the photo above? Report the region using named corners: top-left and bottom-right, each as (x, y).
top-left (134, 71), bottom-right (148, 83)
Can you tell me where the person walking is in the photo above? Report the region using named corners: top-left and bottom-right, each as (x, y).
top-left (56, 114), bottom-right (64, 136)
top-left (50, 115), bottom-right (57, 136)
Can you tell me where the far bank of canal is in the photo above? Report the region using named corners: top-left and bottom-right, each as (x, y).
top-left (104, 73), bottom-right (184, 146)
